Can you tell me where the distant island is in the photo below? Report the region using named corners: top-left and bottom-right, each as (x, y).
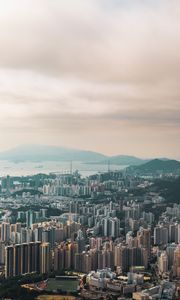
top-left (0, 145), bottom-right (174, 167)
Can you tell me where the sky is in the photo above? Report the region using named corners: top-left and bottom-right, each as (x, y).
top-left (0, 0), bottom-right (180, 158)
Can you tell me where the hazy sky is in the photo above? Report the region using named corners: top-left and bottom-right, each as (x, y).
top-left (0, 0), bottom-right (180, 158)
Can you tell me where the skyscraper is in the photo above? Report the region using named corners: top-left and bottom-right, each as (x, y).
top-left (5, 245), bottom-right (14, 278)
top-left (40, 242), bottom-right (50, 274)
top-left (13, 244), bottom-right (21, 276)
top-left (173, 246), bottom-right (180, 277)
top-left (5, 242), bottom-right (41, 278)
top-left (158, 251), bottom-right (168, 274)
top-left (1, 222), bottom-right (10, 243)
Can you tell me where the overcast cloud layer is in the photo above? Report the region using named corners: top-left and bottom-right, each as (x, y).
top-left (0, 0), bottom-right (179, 158)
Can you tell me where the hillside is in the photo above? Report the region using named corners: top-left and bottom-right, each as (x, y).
top-left (127, 159), bottom-right (180, 174)
top-left (89, 155), bottom-right (148, 166)
top-left (154, 176), bottom-right (180, 203)
top-left (0, 145), bottom-right (174, 167)
top-left (0, 145), bottom-right (107, 162)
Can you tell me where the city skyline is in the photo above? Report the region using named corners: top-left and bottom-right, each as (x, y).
top-left (0, 0), bottom-right (180, 158)
top-left (1, 2), bottom-right (180, 298)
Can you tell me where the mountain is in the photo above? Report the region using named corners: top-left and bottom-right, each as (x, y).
top-left (88, 155), bottom-right (148, 166)
top-left (127, 159), bottom-right (180, 174)
top-left (0, 145), bottom-right (107, 162)
top-left (0, 145), bottom-right (173, 167)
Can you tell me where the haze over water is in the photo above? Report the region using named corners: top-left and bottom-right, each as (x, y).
top-left (0, 160), bottom-right (126, 177)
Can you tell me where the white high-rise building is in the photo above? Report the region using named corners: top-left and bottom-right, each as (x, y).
top-left (158, 251), bottom-right (168, 273)
top-left (1, 222), bottom-right (10, 243)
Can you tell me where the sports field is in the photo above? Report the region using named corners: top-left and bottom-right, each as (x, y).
top-left (45, 278), bottom-right (78, 292)
top-left (36, 296), bottom-right (76, 300)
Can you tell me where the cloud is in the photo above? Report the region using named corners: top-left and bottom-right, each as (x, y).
top-left (0, 0), bottom-right (179, 157)
top-left (0, 0), bottom-right (179, 83)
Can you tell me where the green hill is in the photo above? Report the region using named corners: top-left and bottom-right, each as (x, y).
top-left (127, 159), bottom-right (180, 175)
top-left (93, 155), bottom-right (148, 166)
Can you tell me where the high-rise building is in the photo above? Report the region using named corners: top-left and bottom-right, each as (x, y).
top-left (29, 242), bottom-right (41, 273)
top-left (40, 243), bottom-right (50, 274)
top-left (75, 253), bottom-right (83, 272)
top-left (154, 226), bottom-right (168, 245)
top-left (158, 251), bottom-right (168, 274)
top-left (15, 223), bottom-right (22, 234)
top-left (13, 244), bottom-right (22, 276)
top-left (34, 227), bottom-right (43, 242)
top-left (5, 242), bottom-right (41, 278)
top-left (42, 230), bottom-right (50, 243)
top-left (40, 209), bottom-right (48, 218)
top-left (166, 243), bottom-right (176, 269)
top-left (169, 224), bottom-right (176, 243)
top-left (1, 222), bottom-right (10, 242)
top-left (55, 228), bottom-right (64, 243)
top-left (114, 244), bottom-right (122, 268)
top-left (0, 242), bottom-right (5, 265)
top-left (83, 253), bottom-right (92, 273)
top-left (26, 210), bottom-right (35, 228)
top-left (21, 243), bottom-right (29, 275)
top-left (137, 228), bottom-right (151, 257)
top-left (54, 245), bottom-right (65, 272)
top-left (5, 245), bottom-right (14, 278)
top-left (64, 243), bottom-right (71, 270)
top-left (76, 229), bottom-right (85, 253)
top-left (114, 244), bottom-right (148, 272)
top-left (173, 246), bottom-right (180, 277)
top-left (101, 217), bottom-right (120, 238)
top-left (176, 224), bottom-right (180, 244)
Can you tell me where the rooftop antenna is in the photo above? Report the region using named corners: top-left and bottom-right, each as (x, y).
top-left (70, 161), bottom-right (72, 175)
top-left (108, 160), bottom-right (110, 172)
